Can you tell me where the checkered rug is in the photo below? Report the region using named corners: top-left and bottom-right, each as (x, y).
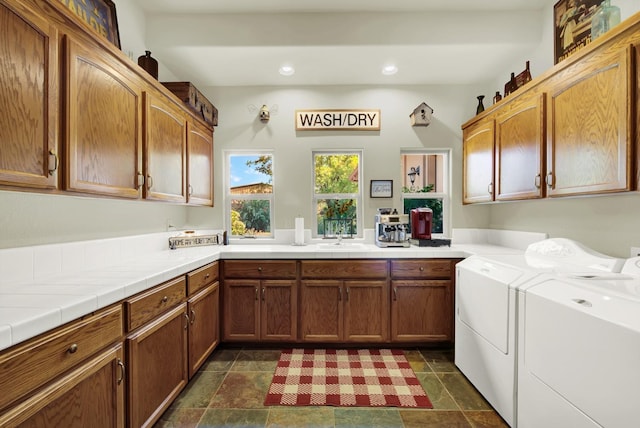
top-left (264, 348), bottom-right (433, 408)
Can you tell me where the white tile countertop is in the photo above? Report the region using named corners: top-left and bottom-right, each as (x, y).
top-left (0, 228), bottom-right (546, 352)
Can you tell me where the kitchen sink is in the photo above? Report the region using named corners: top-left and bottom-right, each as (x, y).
top-left (314, 242), bottom-right (369, 250)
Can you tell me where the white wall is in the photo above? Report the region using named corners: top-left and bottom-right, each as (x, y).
top-left (187, 85), bottom-right (492, 233)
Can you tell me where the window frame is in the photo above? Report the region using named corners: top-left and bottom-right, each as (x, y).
top-left (224, 150), bottom-right (275, 239)
top-left (400, 149), bottom-right (451, 237)
top-left (312, 149), bottom-right (363, 239)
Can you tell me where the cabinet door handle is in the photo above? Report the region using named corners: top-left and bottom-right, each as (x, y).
top-left (346, 287), bottom-right (350, 301)
top-left (67, 343), bottom-right (78, 354)
top-left (546, 172), bottom-right (554, 189)
top-left (48, 150), bottom-right (58, 176)
top-left (117, 359), bottom-right (125, 385)
top-left (255, 287), bottom-right (259, 301)
top-left (534, 174), bottom-right (541, 189)
top-left (487, 182), bottom-right (493, 195)
top-left (184, 313), bottom-right (189, 329)
top-left (338, 286), bottom-right (342, 301)
top-left (136, 172), bottom-right (145, 189)
top-left (393, 287), bottom-right (398, 301)
top-left (261, 287), bottom-right (266, 301)
top-left (188, 184), bottom-right (193, 196)
top-left (190, 309), bottom-right (196, 324)
top-left (147, 175), bottom-right (153, 189)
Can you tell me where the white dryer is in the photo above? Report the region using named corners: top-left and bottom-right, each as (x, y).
top-left (517, 256), bottom-right (640, 428)
top-left (455, 238), bottom-right (624, 427)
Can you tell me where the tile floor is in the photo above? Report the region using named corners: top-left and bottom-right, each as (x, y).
top-left (154, 346), bottom-right (508, 428)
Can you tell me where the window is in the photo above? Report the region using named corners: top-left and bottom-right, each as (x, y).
top-left (226, 152), bottom-right (274, 238)
top-left (313, 150), bottom-right (362, 238)
top-left (401, 150), bottom-right (450, 235)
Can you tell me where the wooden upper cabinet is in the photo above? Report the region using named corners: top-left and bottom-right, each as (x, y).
top-left (0, 2), bottom-right (59, 189)
top-left (462, 118), bottom-right (495, 204)
top-left (144, 92), bottom-right (187, 202)
top-left (546, 45), bottom-right (634, 197)
top-left (64, 36), bottom-right (142, 198)
top-left (495, 93), bottom-right (546, 201)
top-left (187, 120), bottom-right (214, 206)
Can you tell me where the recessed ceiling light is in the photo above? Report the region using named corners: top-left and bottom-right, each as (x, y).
top-left (382, 64), bottom-right (398, 76)
top-left (279, 65), bottom-right (295, 76)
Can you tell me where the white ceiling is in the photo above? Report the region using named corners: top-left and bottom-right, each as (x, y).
top-left (133, 0), bottom-right (551, 87)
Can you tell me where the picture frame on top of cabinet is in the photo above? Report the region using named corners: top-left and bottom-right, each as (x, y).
top-left (553, 0), bottom-right (601, 64)
top-left (59, 0), bottom-right (121, 49)
top-left (370, 180), bottom-right (393, 198)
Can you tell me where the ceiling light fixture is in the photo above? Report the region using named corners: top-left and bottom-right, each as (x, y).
top-left (279, 65), bottom-right (295, 76)
top-left (382, 64), bottom-right (398, 76)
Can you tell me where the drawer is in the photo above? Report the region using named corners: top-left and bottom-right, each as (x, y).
top-left (125, 276), bottom-right (186, 331)
top-left (0, 305), bottom-right (122, 411)
top-left (301, 260), bottom-right (387, 279)
top-left (187, 262), bottom-right (218, 295)
top-left (223, 260), bottom-right (297, 279)
top-left (390, 259), bottom-right (454, 279)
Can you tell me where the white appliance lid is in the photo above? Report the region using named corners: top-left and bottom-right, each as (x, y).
top-left (524, 238), bottom-right (625, 273)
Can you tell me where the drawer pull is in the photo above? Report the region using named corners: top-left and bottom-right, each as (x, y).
top-left (419, 267), bottom-right (424, 272)
top-left (117, 359), bottom-right (125, 385)
top-left (190, 309), bottom-right (196, 324)
top-left (162, 296), bottom-right (168, 303)
top-left (204, 273), bottom-right (210, 280)
top-left (67, 343), bottom-right (78, 354)
top-left (257, 267), bottom-right (263, 272)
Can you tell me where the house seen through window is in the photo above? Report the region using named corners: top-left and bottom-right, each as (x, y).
top-left (226, 153), bottom-right (273, 237)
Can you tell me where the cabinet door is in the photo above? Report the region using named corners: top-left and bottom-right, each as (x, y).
top-left (495, 94), bottom-right (546, 201)
top-left (462, 118), bottom-right (495, 203)
top-left (343, 280), bottom-right (389, 342)
top-left (187, 282), bottom-right (219, 378)
top-left (547, 45), bottom-right (633, 196)
top-left (144, 92), bottom-right (187, 202)
top-left (261, 280), bottom-right (297, 341)
top-left (300, 280), bottom-right (342, 342)
top-left (391, 280), bottom-right (452, 342)
top-left (0, 3), bottom-right (59, 189)
top-left (64, 36), bottom-right (142, 198)
top-left (0, 344), bottom-right (125, 428)
top-left (187, 120), bottom-right (213, 206)
top-left (223, 279), bottom-right (260, 341)
top-left (126, 304), bottom-right (188, 428)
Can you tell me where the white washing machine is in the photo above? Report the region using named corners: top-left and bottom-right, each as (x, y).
top-left (455, 238), bottom-right (625, 427)
top-left (517, 256), bottom-right (640, 428)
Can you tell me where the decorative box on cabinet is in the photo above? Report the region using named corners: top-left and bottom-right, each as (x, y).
top-left (390, 259), bottom-right (459, 342)
top-left (300, 260), bottom-right (389, 343)
top-left (222, 260), bottom-right (297, 342)
top-left (0, 1), bottom-right (59, 190)
top-left (161, 81), bottom-right (218, 127)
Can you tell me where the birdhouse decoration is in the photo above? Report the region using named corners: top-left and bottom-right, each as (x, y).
top-left (410, 102), bottom-right (433, 127)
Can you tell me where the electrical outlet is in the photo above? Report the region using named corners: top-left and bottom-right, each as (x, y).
top-left (630, 247), bottom-right (640, 257)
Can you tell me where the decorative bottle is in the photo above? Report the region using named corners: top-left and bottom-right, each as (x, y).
top-left (493, 91), bottom-right (502, 104)
top-left (476, 95), bottom-right (485, 115)
top-left (591, 0), bottom-right (621, 40)
top-left (138, 50), bottom-right (158, 79)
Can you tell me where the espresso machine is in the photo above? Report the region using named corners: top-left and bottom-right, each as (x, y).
top-left (374, 209), bottom-right (410, 248)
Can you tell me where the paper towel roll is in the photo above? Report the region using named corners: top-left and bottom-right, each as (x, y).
top-left (294, 217), bottom-right (304, 245)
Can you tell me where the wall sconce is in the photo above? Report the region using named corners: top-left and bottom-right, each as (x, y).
top-left (259, 105), bottom-right (270, 123)
top-left (407, 166), bottom-right (420, 185)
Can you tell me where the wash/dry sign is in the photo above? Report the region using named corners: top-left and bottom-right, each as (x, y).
top-left (295, 109), bottom-right (380, 131)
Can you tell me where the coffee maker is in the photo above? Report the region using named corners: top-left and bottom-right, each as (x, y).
top-left (375, 209), bottom-right (410, 248)
top-left (410, 207), bottom-right (433, 240)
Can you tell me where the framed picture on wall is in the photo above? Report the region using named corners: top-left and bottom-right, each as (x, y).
top-left (59, 0), bottom-right (121, 48)
top-left (553, 0), bottom-right (601, 64)
top-left (370, 180), bottom-right (393, 198)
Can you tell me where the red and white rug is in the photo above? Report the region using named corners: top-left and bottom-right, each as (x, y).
top-left (264, 348), bottom-right (433, 408)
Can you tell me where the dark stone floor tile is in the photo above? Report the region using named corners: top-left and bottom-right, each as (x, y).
top-left (230, 349), bottom-right (282, 372)
top-left (209, 371), bottom-right (273, 409)
top-left (266, 407), bottom-right (335, 428)
top-left (335, 408), bottom-right (404, 428)
top-left (437, 373), bottom-right (492, 411)
top-left (403, 350), bottom-right (432, 373)
top-left (464, 410), bottom-right (510, 427)
top-left (399, 410), bottom-right (472, 428)
top-left (153, 407), bottom-right (205, 428)
top-left (200, 348), bottom-right (242, 372)
top-left (172, 371), bottom-right (227, 408)
top-left (420, 349), bottom-right (458, 373)
top-left (415, 372), bottom-right (458, 410)
top-left (197, 408), bottom-right (268, 428)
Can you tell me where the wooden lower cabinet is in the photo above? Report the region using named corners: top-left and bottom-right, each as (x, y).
top-left (300, 279), bottom-right (389, 343)
top-left (0, 344), bottom-right (125, 428)
top-left (391, 280), bottom-right (452, 342)
top-left (187, 281), bottom-right (220, 378)
top-left (223, 279), bottom-right (297, 341)
top-left (126, 303), bottom-right (188, 428)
